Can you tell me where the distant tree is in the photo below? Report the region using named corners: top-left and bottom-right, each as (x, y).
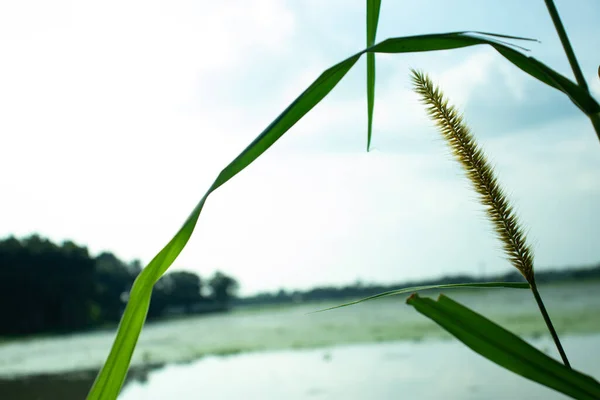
top-left (148, 277), bottom-right (171, 319)
top-left (167, 271), bottom-right (204, 312)
top-left (208, 271), bottom-right (238, 308)
top-left (55, 240), bottom-right (97, 331)
top-left (0, 235), bottom-right (96, 334)
top-left (128, 259), bottom-right (143, 277)
top-left (0, 235), bottom-right (242, 335)
top-left (93, 251), bottom-right (137, 322)
top-left (148, 270), bottom-right (205, 317)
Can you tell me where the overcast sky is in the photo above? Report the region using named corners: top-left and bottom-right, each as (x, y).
top-left (1, 0), bottom-right (599, 295)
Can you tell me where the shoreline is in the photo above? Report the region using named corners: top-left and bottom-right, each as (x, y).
top-left (3, 331), bottom-right (598, 381)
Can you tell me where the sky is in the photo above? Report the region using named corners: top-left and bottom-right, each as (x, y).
top-left (1, 0), bottom-right (599, 295)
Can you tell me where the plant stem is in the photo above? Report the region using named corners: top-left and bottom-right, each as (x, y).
top-left (544, 0), bottom-right (600, 143)
top-left (530, 282), bottom-right (571, 368)
top-left (590, 113), bottom-right (600, 143)
top-left (543, 0), bottom-right (588, 92)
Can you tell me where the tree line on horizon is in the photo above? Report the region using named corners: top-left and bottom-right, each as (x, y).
top-left (0, 234), bottom-right (238, 336)
top-left (237, 262), bottom-right (600, 307)
top-left (1, 234), bottom-right (597, 336)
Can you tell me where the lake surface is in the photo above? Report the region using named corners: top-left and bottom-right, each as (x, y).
top-left (0, 281), bottom-right (599, 399)
top-left (119, 334), bottom-right (600, 400)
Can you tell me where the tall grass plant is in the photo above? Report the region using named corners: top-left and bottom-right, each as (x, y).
top-left (87, 1), bottom-right (600, 398)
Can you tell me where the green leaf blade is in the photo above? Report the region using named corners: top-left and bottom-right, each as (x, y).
top-left (366, 0), bottom-right (381, 46)
top-left (366, 0), bottom-right (381, 151)
top-left (366, 32), bottom-right (599, 116)
top-left (366, 53), bottom-right (375, 151)
top-left (312, 281), bottom-right (529, 313)
top-left (212, 54), bottom-right (361, 191)
top-left (86, 55), bottom-right (360, 400)
top-left (87, 197), bottom-right (206, 400)
top-left (491, 45), bottom-right (599, 115)
top-left (407, 294), bottom-right (600, 400)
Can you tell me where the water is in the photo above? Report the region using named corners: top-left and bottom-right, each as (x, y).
top-left (0, 281), bottom-right (598, 399)
top-left (119, 335), bottom-right (600, 400)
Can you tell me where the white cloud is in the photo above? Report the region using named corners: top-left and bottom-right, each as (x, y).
top-left (0, 0), bottom-right (297, 260)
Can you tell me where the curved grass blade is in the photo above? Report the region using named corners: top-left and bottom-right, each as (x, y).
top-left (363, 32), bottom-right (600, 116)
top-left (466, 31), bottom-right (539, 42)
top-left (492, 45), bottom-right (599, 116)
top-left (464, 31), bottom-right (536, 52)
top-left (311, 282), bottom-right (529, 313)
top-left (407, 294), bottom-right (600, 400)
top-left (366, 0), bottom-right (381, 151)
top-left (86, 55), bottom-right (361, 400)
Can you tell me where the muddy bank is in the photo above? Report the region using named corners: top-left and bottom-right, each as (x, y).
top-left (0, 363), bottom-right (164, 400)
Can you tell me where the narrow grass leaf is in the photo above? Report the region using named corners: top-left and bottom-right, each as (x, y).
top-left (364, 32), bottom-right (600, 116)
top-left (366, 0), bottom-right (381, 151)
top-left (465, 31), bottom-right (539, 42)
top-left (312, 282), bottom-right (528, 313)
top-left (492, 45), bottom-right (598, 115)
top-left (407, 294), bottom-right (600, 400)
top-left (86, 55), bottom-right (360, 400)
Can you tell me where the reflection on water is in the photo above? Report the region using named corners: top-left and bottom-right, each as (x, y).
top-left (2, 335), bottom-right (598, 400)
top-left (0, 281), bottom-right (598, 399)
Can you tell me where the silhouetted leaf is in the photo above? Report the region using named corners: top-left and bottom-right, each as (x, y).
top-left (407, 294), bottom-right (600, 400)
top-left (366, 0), bottom-right (381, 151)
top-left (312, 282), bottom-right (528, 313)
top-left (86, 55), bottom-right (361, 400)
